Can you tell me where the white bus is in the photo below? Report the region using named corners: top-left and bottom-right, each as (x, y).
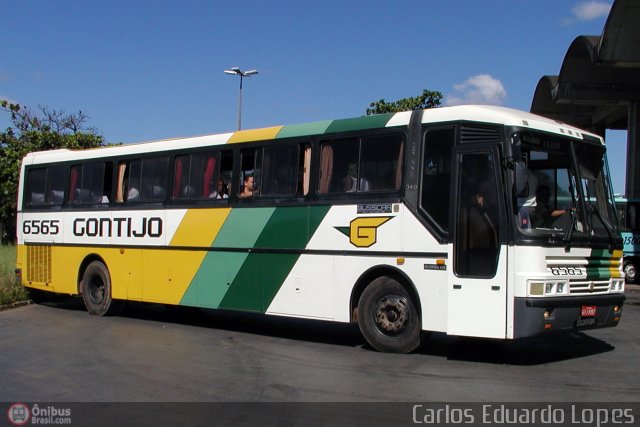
top-left (16, 105), bottom-right (625, 353)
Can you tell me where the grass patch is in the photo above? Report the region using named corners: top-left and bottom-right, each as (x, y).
top-left (0, 245), bottom-right (29, 306)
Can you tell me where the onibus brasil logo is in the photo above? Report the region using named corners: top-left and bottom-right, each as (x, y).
top-left (335, 217), bottom-right (392, 248)
top-left (7, 403), bottom-right (30, 426)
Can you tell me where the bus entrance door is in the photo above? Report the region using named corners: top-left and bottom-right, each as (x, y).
top-left (446, 147), bottom-right (507, 338)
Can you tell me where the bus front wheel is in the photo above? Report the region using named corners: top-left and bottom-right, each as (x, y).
top-left (81, 261), bottom-right (120, 316)
top-left (358, 277), bottom-right (421, 353)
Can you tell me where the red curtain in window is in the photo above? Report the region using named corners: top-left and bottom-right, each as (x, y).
top-left (203, 156), bottom-right (216, 197)
top-left (173, 158), bottom-right (183, 199)
top-left (69, 167), bottom-right (79, 202)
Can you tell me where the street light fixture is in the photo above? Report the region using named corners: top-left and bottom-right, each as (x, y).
top-left (224, 67), bottom-right (259, 130)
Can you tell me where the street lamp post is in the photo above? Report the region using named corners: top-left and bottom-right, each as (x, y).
top-left (224, 67), bottom-right (259, 130)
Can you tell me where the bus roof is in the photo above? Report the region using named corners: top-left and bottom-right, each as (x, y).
top-left (22, 105), bottom-right (603, 166)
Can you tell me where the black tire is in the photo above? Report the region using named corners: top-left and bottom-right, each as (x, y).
top-left (81, 261), bottom-right (120, 316)
top-left (357, 276), bottom-right (421, 353)
top-left (624, 259), bottom-right (638, 284)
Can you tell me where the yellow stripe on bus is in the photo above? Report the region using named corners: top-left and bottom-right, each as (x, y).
top-left (135, 208), bottom-right (233, 304)
top-left (611, 249), bottom-right (623, 279)
top-left (227, 126), bottom-right (283, 144)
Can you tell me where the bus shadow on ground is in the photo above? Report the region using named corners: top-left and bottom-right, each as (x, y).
top-left (35, 296), bottom-right (615, 366)
top-left (419, 331), bottom-right (614, 365)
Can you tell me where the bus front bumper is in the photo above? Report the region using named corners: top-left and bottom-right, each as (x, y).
top-left (513, 293), bottom-right (625, 338)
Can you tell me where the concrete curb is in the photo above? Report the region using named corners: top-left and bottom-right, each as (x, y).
top-left (0, 300), bottom-right (31, 312)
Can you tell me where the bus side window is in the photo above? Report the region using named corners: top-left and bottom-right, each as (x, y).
top-left (140, 157), bottom-right (168, 201)
top-left (173, 151), bottom-right (219, 200)
top-left (318, 139), bottom-right (358, 194)
top-left (117, 157), bottom-right (168, 203)
top-left (239, 148), bottom-right (262, 198)
top-left (68, 162), bottom-right (107, 204)
top-left (26, 168), bottom-right (47, 205)
top-left (360, 135), bottom-right (403, 191)
top-left (262, 144), bottom-right (299, 196)
top-left (117, 160), bottom-right (141, 202)
top-left (25, 166), bottom-right (67, 207)
top-left (420, 128), bottom-right (454, 233)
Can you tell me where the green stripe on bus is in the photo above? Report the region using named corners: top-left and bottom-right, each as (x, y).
top-left (585, 248), bottom-right (616, 280)
top-left (585, 268), bottom-right (612, 280)
top-left (323, 114), bottom-right (395, 134)
top-left (181, 206), bottom-right (330, 312)
top-left (179, 207), bottom-right (276, 308)
top-left (276, 121), bottom-right (333, 139)
top-left (219, 205), bottom-right (330, 312)
top-left (180, 252), bottom-right (249, 308)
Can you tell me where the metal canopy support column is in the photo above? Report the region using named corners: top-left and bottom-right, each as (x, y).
top-left (626, 101), bottom-right (640, 198)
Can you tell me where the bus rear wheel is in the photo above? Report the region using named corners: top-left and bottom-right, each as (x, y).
top-left (81, 261), bottom-right (120, 316)
top-left (358, 277), bottom-right (421, 353)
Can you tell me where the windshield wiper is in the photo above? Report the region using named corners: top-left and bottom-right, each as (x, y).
top-left (589, 204), bottom-right (615, 240)
top-left (563, 209), bottom-right (577, 250)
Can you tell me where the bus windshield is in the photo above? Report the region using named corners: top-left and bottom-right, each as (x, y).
top-left (513, 132), bottom-right (618, 242)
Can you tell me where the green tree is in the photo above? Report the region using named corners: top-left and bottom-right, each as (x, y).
top-left (366, 89), bottom-right (443, 115)
top-left (0, 100), bottom-right (106, 243)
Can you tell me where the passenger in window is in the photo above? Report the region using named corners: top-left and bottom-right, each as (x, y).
top-left (125, 179), bottom-right (140, 201)
top-left (457, 182), bottom-right (500, 276)
top-left (465, 183), bottom-right (498, 251)
top-left (532, 185), bottom-right (567, 228)
top-left (239, 175), bottom-right (255, 198)
top-left (182, 185), bottom-right (196, 198)
top-left (127, 188), bottom-right (139, 201)
top-left (342, 163), bottom-right (370, 192)
top-left (209, 178), bottom-right (229, 199)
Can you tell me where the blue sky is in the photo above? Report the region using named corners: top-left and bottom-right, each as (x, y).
top-left (0, 0), bottom-right (628, 192)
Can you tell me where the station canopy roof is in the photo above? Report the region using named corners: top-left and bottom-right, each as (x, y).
top-left (531, 0), bottom-right (640, 132)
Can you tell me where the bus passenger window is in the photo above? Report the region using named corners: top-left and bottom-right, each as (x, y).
top-left (359, 135), bottom-right (403, 192)
top-left (318, 134), bottom-right (402, 194)
top-left (173, 151), bottom-right (219, 200)
top-left (262, 144), bottom-right (299, 196)
top-left (68, 162), bottom-right (107, 204)
top-left (25, 166), bottom-right (67, 207)
top-left (318, 139), bottom-right (358, 194)
top-left (117, 157), bottom-right (168, 203)
top-left (239, 148), bottom-right (262, 198)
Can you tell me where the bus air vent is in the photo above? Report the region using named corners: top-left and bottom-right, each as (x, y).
top-left (26, 245), bottom-right (52, 284)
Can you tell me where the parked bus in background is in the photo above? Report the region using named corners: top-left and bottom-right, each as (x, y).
top-left (615, 196), bottom-right (640, 283)
top-left (16, 105), bottom-right (625, 353)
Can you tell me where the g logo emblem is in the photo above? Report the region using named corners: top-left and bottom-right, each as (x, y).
top-left (336, 217), bottom-right (392, 248)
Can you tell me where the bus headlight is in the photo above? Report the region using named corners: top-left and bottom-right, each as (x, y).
top-left (529, 280), bottom-right (569, 296)
top-left (610, 279), bottom-right (625, 291)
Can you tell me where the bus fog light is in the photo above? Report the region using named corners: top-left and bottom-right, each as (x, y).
top-left (529, 282), bottom-right (544, 296)
top-left (614, 305), bottom-right (620, 313)
top-left (544, 309), bottom-right (552, 320)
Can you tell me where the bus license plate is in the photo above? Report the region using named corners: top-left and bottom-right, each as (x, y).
top-left (581, 306), bottom-right (597, 317)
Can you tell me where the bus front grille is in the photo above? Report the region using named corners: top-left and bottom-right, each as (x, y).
top-left (568, 280), bottom-right (610, 294)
